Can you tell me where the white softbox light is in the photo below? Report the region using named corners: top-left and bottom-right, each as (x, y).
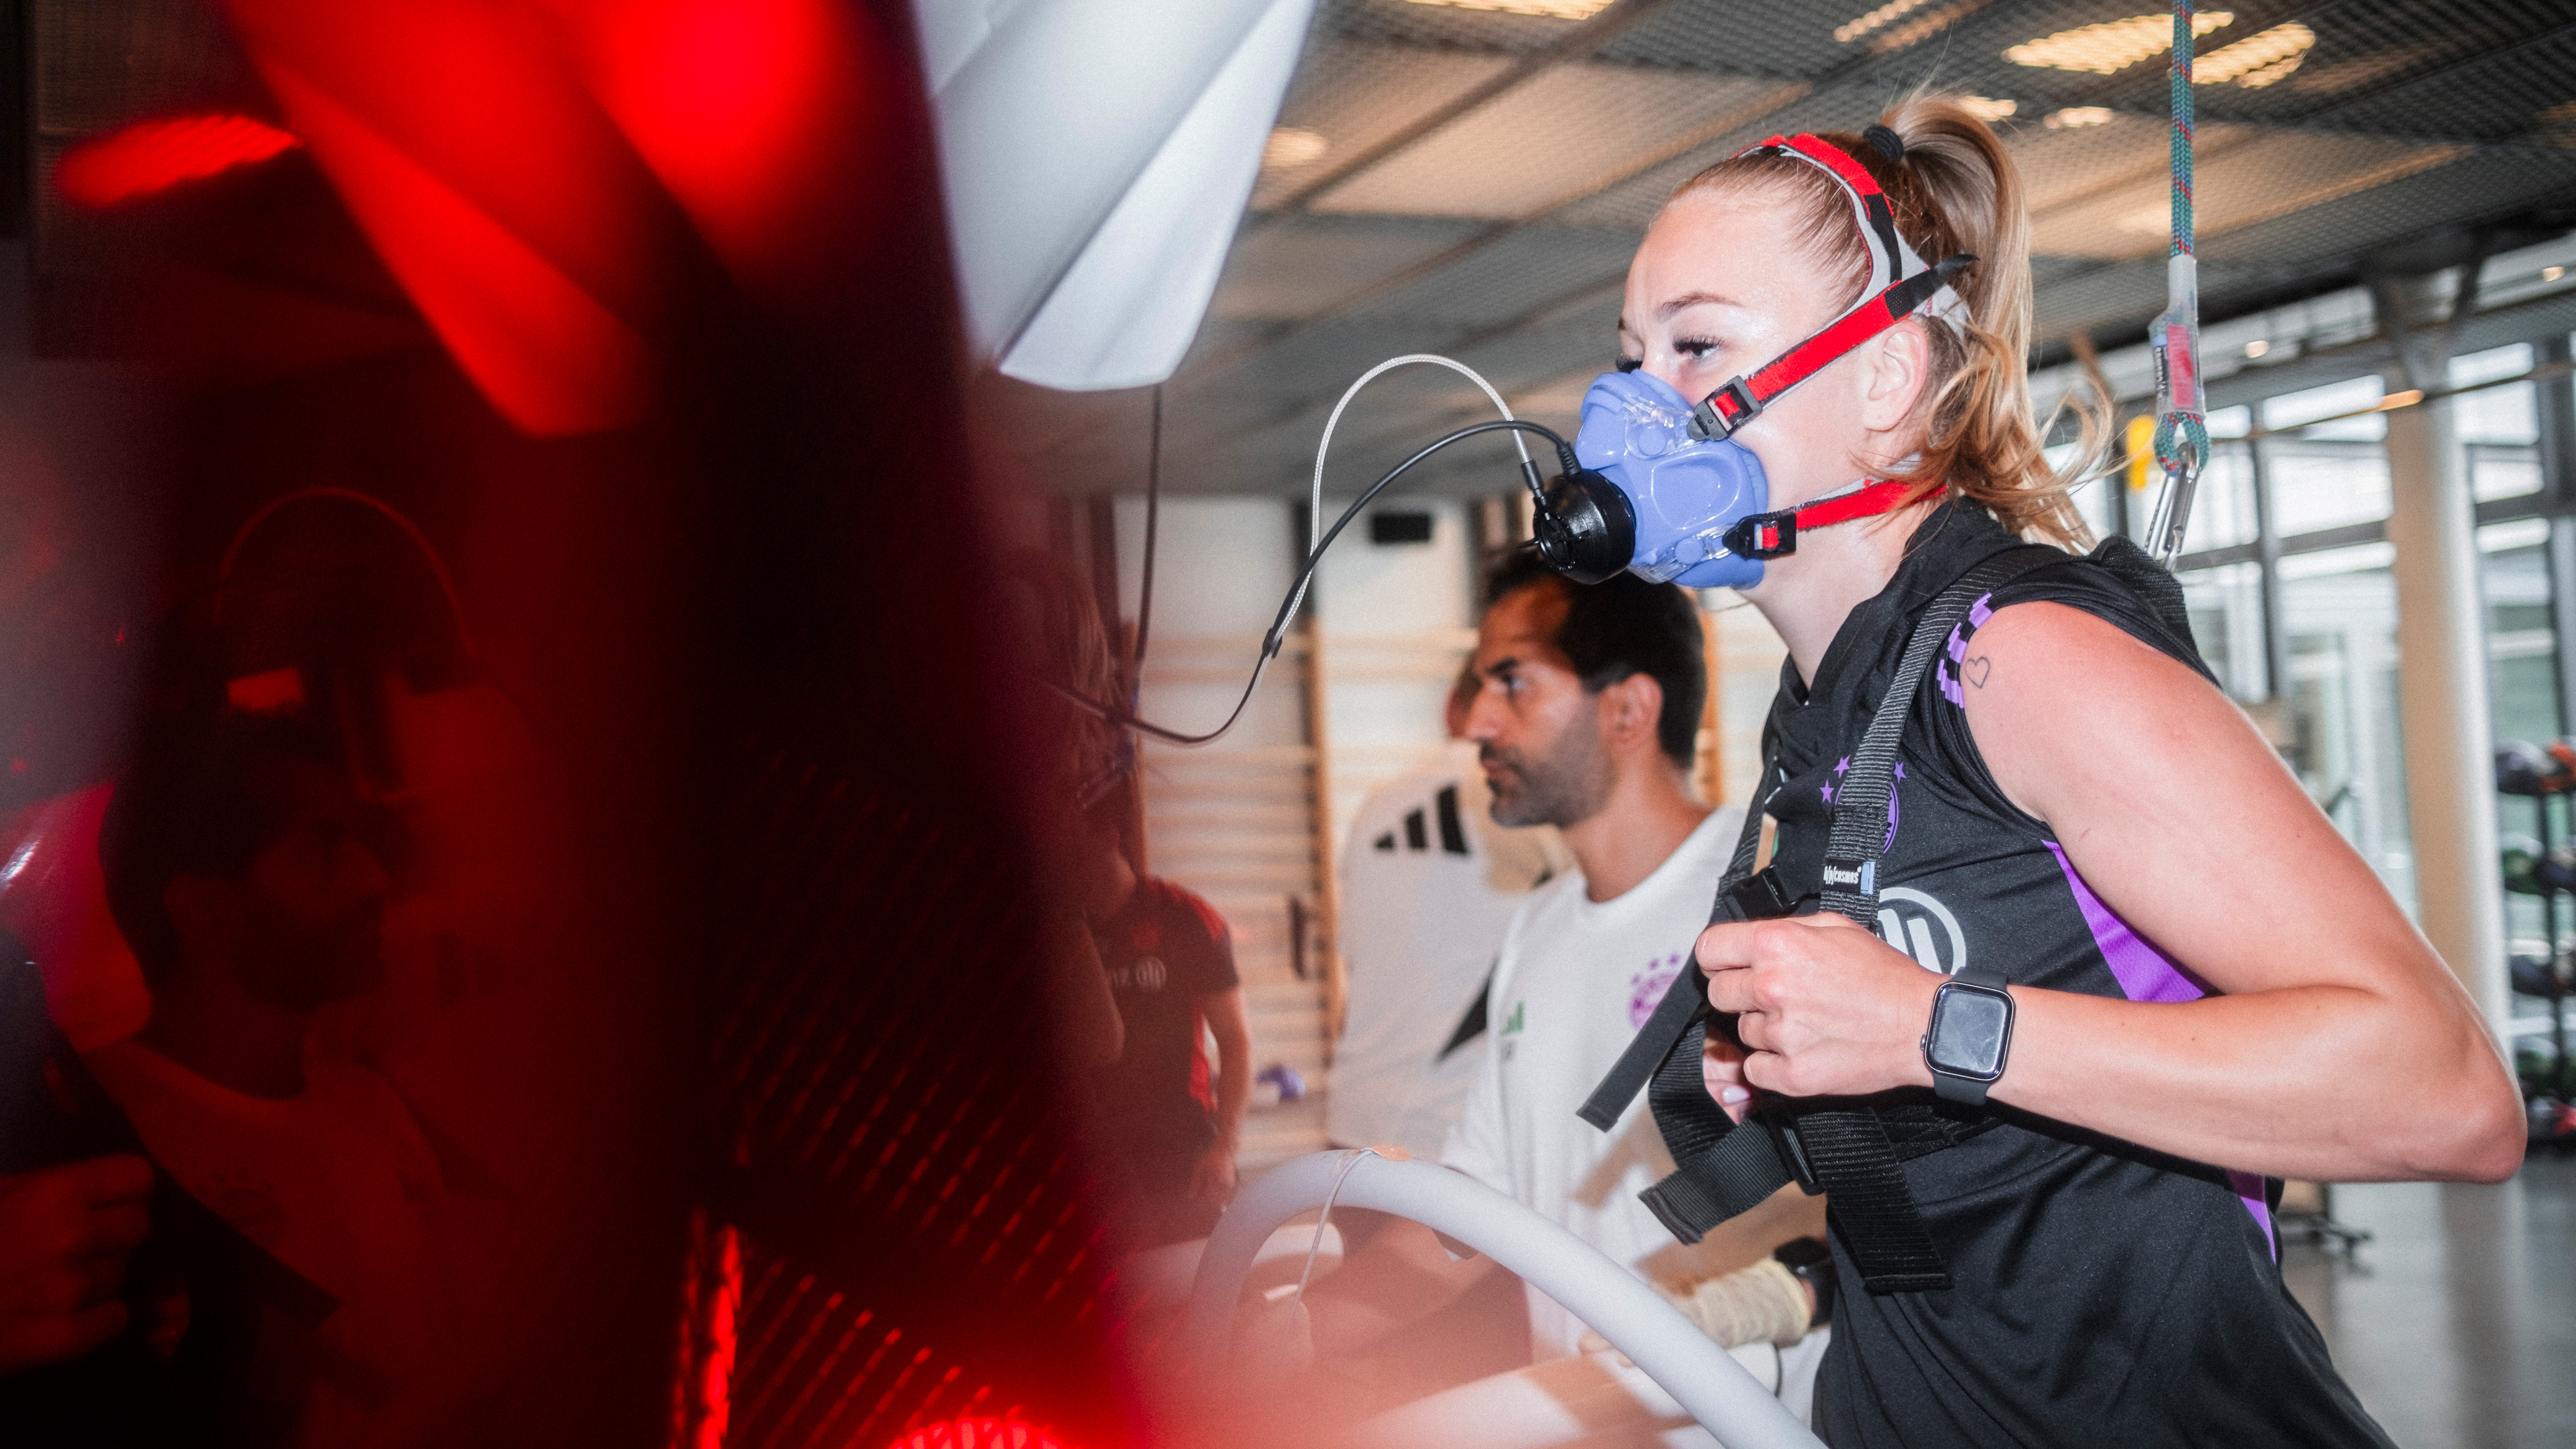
top-left (917, 0), bottom-right (1317, 391)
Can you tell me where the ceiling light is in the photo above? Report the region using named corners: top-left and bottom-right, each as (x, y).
top-left (1402, 0), bottom-right (1618, 18)
top-left (2546, 265), bottom-right (2567, 282)
top-left (1262, 127), bottom-right (1328, 170)
top-left (1834, 0), bottom-right (1937, 43)
top-left (2244, 339), bottom-right (2269, 358)
top-left (2043, 106), bottom-right (2116, 128)
top-left (2006, 12), bottom-right (2232, 74)
top-left (2196, 22), bottom-right (2313, 86)
top-left (1957, 96), bottom-right (2019, 121)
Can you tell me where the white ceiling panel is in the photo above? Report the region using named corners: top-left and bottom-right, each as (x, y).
top-left (1251, 39), bottom-right (1518, 208)
top-left (1307, 64), bottom-right (1782, 219)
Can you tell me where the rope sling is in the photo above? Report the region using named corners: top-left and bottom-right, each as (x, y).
top-left (2144, 0), bottom-right (2210, 567)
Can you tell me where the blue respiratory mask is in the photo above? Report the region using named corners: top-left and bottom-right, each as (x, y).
top-left (1564, 369), bottom-right (1771, 590)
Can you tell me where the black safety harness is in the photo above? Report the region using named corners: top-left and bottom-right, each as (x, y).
top-left (1579, 545), bottom-right (2057, 1294)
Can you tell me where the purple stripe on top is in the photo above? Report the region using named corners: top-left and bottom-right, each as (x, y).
top-left (2043, 841), bottom-right (2204, 1003)
top-left (1938, 594), bottom-right (1998, 709)
top-left (2044, 839), bottom-right (2277, 1259)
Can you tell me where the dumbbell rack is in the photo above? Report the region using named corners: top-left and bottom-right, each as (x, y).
top-left (2505, 764), bottom-right (2572, 1104)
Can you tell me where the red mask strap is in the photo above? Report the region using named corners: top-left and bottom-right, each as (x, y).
top-left (1720, 479), bottom-right (1923, 561)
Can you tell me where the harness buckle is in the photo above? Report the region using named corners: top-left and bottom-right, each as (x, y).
top-left (1757, 1098), bottom-right (1823, 1195)
top-left (1721, 507), bottom-right (1799, 561)
top-left (1688, 376), bottom-right (1762, 440)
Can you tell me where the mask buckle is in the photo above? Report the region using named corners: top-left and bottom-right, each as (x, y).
top-left (1687, 376), bottom-right (1762, 441)
top-left (1721, 507), bottom-right (1799, 560)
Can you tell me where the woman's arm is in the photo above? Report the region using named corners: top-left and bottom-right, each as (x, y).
top-left (1699, 601), bottom-right (2524, 1184)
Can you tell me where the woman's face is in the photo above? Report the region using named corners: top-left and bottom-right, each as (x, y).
top-left (1617, 184), bottom-right (1924, 514)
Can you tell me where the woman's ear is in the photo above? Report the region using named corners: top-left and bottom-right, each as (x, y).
top-left (1859, 319), bottom-right (1933, 435)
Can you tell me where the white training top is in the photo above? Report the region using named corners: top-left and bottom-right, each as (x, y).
top-left (87, 1040), bottom-right (473, 1448)
top-left (1327, 741), bottom-right (1571, 1160)
top-left (1442, 804), bottom-right (1751, 1363)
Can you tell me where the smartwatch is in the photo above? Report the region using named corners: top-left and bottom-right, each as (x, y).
top-left (1921, 966), bottom-right (2014, 1106)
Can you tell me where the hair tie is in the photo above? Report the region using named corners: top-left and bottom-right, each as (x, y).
top-left (1862, 125), bottom-right (1905, 166)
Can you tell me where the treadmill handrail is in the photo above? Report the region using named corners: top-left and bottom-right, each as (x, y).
top-left (1185, 1151), bottom-right (1825, 1449)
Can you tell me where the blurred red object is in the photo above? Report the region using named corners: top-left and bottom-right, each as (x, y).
top-left (887, 1420), bottom-right (1072, 1449)
top-left (54, 113), bottom-right (303, 209)
top-left (0, 784), bottom-right (148, 1052)
top-left (223, 0), bottom-right (676, 436)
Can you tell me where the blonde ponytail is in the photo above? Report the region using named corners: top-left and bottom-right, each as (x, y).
top-left (1669, 92), bottom-right (2106, 548)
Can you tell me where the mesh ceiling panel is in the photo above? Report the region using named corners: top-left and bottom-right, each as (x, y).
top-left (2032, 129), bottom-right (2465, 258)
top-left (2015, 115), bottom-right (2239, 218)
top-left (1312, 65), bottom-right (1782, 218)
top-left (2307, 13), bottom-right (2576, 142)
top-left (1253, 38), bottom-right (1519, 209)
top-left (1323, 0), bottom-right (1605, 55)
top-left (1211, 213), bottom-right (1489, 323)
top-left (1596, 0), bottom-right (1884, 78)
top-left (1357, 223), bottom-right (1641, 324)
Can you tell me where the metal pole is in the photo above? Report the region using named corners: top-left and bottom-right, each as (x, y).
top-left (2380, 272), bottom-right (2512, 1039)
top-left (2250, 434), bottom-right (2287, 701)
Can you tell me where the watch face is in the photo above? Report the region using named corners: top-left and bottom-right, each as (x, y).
top-left (1929, 984), bottom-right (2011, 1078)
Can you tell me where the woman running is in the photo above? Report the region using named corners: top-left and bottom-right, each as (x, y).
top-left (1619, 95), bottom-right (2523, 1446)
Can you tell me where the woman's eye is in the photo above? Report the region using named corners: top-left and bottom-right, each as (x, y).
top-left (1614, 355), bottom-right (1642, 374)
top-left (1675, 336), bottom-right (1719, 362)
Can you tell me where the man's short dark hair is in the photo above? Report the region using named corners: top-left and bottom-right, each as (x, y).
top-left (99, 711), bottom-right (343, 984)
top-left (1483, 547), bottom-right (1706, 768)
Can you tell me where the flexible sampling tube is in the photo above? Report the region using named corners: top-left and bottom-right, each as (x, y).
top-left (1185, 1152), bottom-right (1824, 1449)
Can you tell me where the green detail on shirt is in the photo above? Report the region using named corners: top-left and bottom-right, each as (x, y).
top-left (1502, 1000), bottom-right (1524, 1036)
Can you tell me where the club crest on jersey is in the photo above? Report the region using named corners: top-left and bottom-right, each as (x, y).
top-left (1629, 953), bottom-right (1686, 1030)
top-left (1112, 955), bottom-right (1169, 992)
top-left (1875, 886), bottom-right (1968, 976)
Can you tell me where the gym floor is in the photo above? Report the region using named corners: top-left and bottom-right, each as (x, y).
top-left (2287, 1153), bottom-right (2576, 1448)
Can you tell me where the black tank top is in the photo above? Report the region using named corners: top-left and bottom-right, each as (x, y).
top-left (1757, 504), bottom-right (2392, 1448)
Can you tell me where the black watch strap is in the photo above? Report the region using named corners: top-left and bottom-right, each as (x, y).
top-left (1926, 966), bottom-right (2012, 1107)
top-left (1773, 1236), bottom-right (1836, 1328)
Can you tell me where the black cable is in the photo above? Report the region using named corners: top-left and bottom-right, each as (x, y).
top-left (1056, 418), bottom-right (1573, 746)
top-left (1133, 384), bottom-right (1161, 706)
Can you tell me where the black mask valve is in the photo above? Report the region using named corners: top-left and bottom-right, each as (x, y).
top-left (1532, 468), bottom-right (1636, 586)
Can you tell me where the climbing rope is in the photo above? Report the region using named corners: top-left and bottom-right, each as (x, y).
top-left (2145, 0), bottom-right (2209, 568)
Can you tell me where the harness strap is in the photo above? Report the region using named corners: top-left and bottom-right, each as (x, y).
top-left (1606, 545), bottom-right (2058, 1292)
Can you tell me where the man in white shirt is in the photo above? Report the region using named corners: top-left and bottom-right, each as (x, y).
top-left (1307, 552), bottom-right (1827, 1442)
top-left (1327, 663), bottom-right (1570, 1162)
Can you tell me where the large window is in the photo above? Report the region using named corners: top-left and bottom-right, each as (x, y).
top-left (2276, 544), bottom-right (2415, 912)
top-left (2263, 376), bottom-right (2393, 537)
top-left (2458, 342), bottom-right (2543, 502)
top-left (2484, 517), bottom-right (2559, 959)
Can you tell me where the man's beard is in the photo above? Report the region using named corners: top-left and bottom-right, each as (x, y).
top-left (1482, 718), bottom-right (1611, 829)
